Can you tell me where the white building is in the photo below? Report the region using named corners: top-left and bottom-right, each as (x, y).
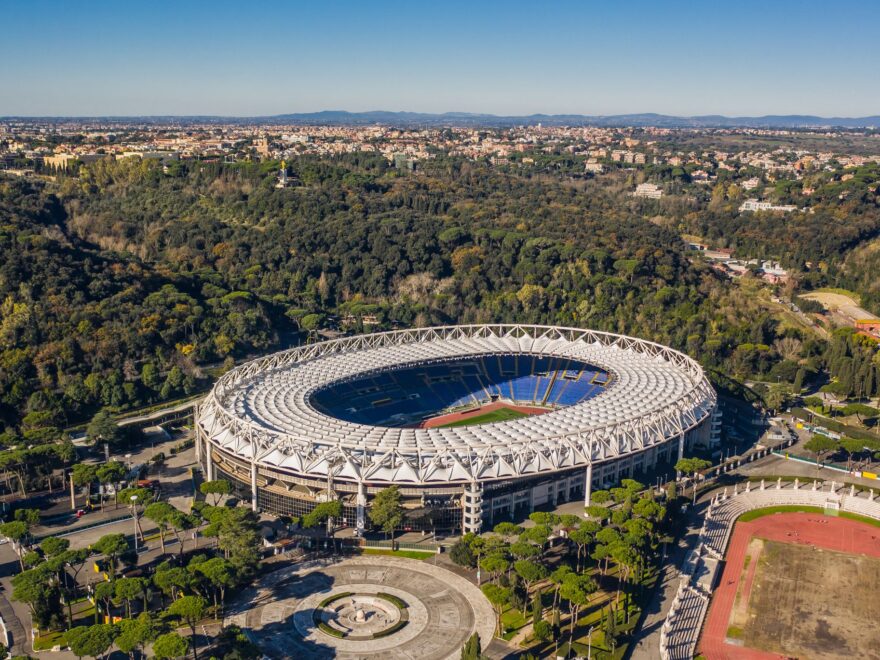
top-left (633, 183), bottom-right (663, 199)
top-left (739, 198), bottom-right (796, 213)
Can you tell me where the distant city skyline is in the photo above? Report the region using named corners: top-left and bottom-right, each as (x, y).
top-left (2, 0), bottom-right (879, 117)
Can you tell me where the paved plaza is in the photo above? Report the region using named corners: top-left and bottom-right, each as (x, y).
top-left (225, 555), bottom-right (496, 659)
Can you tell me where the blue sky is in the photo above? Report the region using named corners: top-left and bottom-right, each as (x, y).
top-left (2, 0), bottom-right (878, 117)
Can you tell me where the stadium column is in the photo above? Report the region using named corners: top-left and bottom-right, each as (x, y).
top-left (356, 481), bottom-right (366, 537)
top-left (463, 481), bottom-right (483, 534)
top-left (250, 459), bottom-right (258, 512)
top-left (194, 404), bottom-right (201, 463)
top-left (584, 462), bottom-right (593, 508)
top-left (205, 434), bottom-right (215, 481)
top-left (677, 433), bottom-right (685, 462)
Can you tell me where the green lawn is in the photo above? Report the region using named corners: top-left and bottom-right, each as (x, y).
top-left (737, 505), bottom-right (825, 521)
top-left (437, 407), bottom-right (529, 428)
top-left (737, 505), bottom-right (880, 529)
top-left (33, 630), bottom-right (65, 651)
top-left (500, 606), bottom-right (528, 640)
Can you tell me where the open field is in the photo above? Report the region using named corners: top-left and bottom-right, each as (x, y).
top-left (417, 401), bottom-right (548, 428)
top-left (801, 290), bottom-right (879, 323)
top-left (700, 512), bottom-right (880, 659)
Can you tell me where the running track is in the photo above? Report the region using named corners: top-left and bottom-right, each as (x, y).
top-left (416, 401), bottom-right (549, 428)
top-left (699, 512), bottom-right (880, 659)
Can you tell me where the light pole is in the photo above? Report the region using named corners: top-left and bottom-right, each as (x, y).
top-left (587, 624), bottom-right (595, 659)
top-left (130, 494), bottom-right (139, 552)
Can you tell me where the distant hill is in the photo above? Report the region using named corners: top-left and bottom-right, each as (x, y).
top-left (263, 111), bottom-right (880, 129)
top-left (3, 111), bottom-right (880, 128)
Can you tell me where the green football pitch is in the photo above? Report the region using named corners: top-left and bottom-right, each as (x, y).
top-left (436, 407), bottom-right (529, 428)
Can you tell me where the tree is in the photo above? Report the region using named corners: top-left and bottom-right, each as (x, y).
top-left (115, 612), bottom-right (156, 658)
top-left (167, 595), bottom-right (206, 660)
top-left (604, 605), bottom-right (618, 653)
top-left (94, 581), bottom-right (116, 624)
top-left (531, 592), bottom-right (543, 626)
top-left (199, 505), bottom-right (260, 575)
top-left (559, 573), bottom-right (597, 648)
top-left (40, 536), bottom-right (70, 558)
top-left (152, 632), bottom-right (190, 660)
top-left (514, 560), bottom-right (548, 598)
top-left (115, 577), bottom-right (147, 618)
top-left (13, 508), bottom-right (40, 525)
top-left (533, 619), bottom-right (552, 643)
top-left (144, 502), bottom-right (176, 555)
top-left (86, 410), bottom-right (121, 447)
top-left (549, 565), bottom-right (573, 611)
top-left (0, 521), bottom-right (30, 570)
top-left (804, 435), bottom-right (839, 468)
top-left (72, 463), bottom-right (98, 508)
top-left (64, 624), bottom-right (114, 660)
top-left (460, 631), bottom-right (483, 660)
top-left (568, 525), bottom-right (594, 572)
top-left (480, 583), bottom-right (510, 637)
top-left (302, 500), bottom-right (342, 537)
top-left (839, 437), bottom-right (865, 470)
top-left (492, 522), bottom-right (523, 540)
top-left (153, 565), bottom-right (193, 602)
top-left (449, 539), bottom-right (476, 568)
top-left (368, 485), bottom-right (403, 540)
top-left (199, 480), bottom-right (231, 506)
top-left (96, 462), bottom-right (126, 511)
top-left (92, 533), bottom-right (129, 578)
top-left (195, 557), bottom-right (235, 614)
top-left (479, 554), bottom-right (509, 584)
top-left (12, 566), bottom-right (62, 628)
top-left (675, 457), bottom-right (712, 504)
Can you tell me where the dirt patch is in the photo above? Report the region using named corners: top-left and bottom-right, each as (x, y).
top-left (728, 538), bottom-right (764, 632)
top-left (740, 539), bottom-right (880, 658)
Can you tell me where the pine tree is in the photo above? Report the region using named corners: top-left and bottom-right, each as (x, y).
top-left (604, 605), bottom-right (618, 652)
top-left (460, 632), bottom-right (481, 660)
top-left (531, 593), bottom-right (543, 627)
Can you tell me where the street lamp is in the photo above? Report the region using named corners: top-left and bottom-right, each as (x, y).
top-left (130, 494), bottom-right (139, 552)
top-left (587, 624), bottom-right (595, 659)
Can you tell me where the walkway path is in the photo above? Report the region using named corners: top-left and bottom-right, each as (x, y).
top-left (225, 555), bottom-right (496, 660)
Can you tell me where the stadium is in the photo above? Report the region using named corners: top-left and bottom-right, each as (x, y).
top-left (194, 324), bottom-right (717, 534)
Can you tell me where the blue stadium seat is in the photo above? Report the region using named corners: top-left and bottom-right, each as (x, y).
top-left (311, 354), bottom-right (609, 426)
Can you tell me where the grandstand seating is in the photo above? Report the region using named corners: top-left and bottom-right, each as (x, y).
top-left (310, 354), bottom-right (611, 427)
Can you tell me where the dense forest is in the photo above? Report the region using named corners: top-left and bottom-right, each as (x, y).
top-left (0, 154), bottom-right (878, 456)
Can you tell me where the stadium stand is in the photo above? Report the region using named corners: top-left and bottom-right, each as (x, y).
top-left (310, 354), bottom-right (610, 426)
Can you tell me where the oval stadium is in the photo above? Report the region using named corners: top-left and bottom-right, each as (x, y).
top-left (195, 325), bottom-right (717, 534)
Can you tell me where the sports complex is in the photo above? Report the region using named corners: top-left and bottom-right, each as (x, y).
top-left (195, 324), bottom-right (717, 534)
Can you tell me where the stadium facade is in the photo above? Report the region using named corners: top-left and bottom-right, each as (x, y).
top-left (195, 325), bottom-right (717, 534)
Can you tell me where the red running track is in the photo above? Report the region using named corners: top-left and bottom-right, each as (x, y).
top-left (699, 512), bottom-right (880, 660)
top-left (415, 400), bottom-right (549, 428)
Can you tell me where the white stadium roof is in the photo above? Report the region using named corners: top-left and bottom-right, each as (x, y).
top-left (197, 325), bottom-right (716, 485)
